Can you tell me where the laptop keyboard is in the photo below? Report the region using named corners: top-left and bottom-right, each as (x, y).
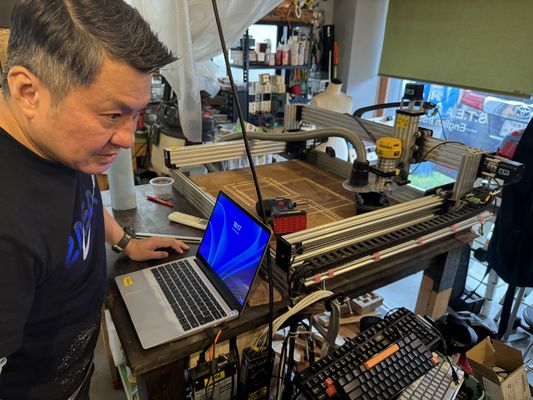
top-left (152, 259), bottom-right (228, 331)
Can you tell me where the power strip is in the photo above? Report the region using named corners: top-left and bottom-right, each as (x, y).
top-left (168, 211), bottom-right (208, 230)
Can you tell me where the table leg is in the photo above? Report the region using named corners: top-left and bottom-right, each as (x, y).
top-left (137, 358), bottom-right (188, 400)
top-left (100, 312), bottom-right (121, 389)
top-left (415, 244), bottom-right (467, 320)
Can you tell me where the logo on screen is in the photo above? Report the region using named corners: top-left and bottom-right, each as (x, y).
top-left (232, 221), bottom-right (242, 234)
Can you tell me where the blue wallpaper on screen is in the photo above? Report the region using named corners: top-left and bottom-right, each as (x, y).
top-left (198, 194), bottom-right (270, 305)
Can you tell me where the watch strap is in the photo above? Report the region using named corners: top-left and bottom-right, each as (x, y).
top-left (112, 226), bottom-right (136, 253)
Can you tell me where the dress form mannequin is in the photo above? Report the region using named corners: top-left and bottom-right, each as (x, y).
top-left (311, 79), bottom-right (352, 160)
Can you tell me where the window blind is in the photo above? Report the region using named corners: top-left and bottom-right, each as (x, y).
top-left (379, 0), bottom-right (533, 98)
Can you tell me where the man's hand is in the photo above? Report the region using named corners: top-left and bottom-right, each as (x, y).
top-left (123, 237), bottom-right (189, 261)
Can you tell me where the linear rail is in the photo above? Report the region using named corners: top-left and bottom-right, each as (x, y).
top-left (291, 105), bottom-right (478, 170)
top-left (276, 195), bottom-right (445, 269)
top-left (302, 210), bottom-right (490, 287)
top-left (164, 140), bottom-right (286, 168)
top-left (288, 204), bottom-right (489, 287)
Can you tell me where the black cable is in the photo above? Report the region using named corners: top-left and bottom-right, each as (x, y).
top-left (460, 266), bottom-right (490, 302)
top-left (202, 328), bottom-right (221, 400)
top-left (409, 141), bottom-right (467, 175)
top-left (207, 339), bottom-right (217, 400)
top-left (352, 100), bottom-right (435, 144)
top-left (353, 115), bottom-right (379, 143)
top-left (210, 1), bottom-right (275, 396)
top-left (423, 317), bottom-right (460, 384)
top-left (276, 331), bottom-right (291, 398)
top-left (435, 108), bottom-right (448, 141)
top-left (383, 307), bottom-right (404, 341)
top-left (353, 102), bottom-right (402, 119)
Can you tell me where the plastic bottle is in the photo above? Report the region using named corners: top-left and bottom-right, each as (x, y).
top-left (282, 45), bottom-right (289, 66)
top-left (276, 42), bottom-right (283, 66)
top-left (298, 42), bottom-right (305, 65)
top-left (290, 39), bottom-right (299, 66)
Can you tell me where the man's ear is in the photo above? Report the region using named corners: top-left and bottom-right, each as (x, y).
top-left (7, 66), bottom-right (44, 119)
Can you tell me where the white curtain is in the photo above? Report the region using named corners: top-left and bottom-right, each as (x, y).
top-left (129, 0), bottom-right (281, 142)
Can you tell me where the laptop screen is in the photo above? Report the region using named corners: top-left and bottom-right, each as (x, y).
top-left (198, 192), bottom-right (271, 306)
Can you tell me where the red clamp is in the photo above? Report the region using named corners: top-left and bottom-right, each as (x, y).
top-left (416, 237), bottom-right (425, 246)
top-left (373, 252), bottom-right (382, 262)
top-left (450, 224), bottom-right (458, 233)
top-left (314, 274), bottom-right (322, 284)
top-left (328, 269), bottom-right (335, 279)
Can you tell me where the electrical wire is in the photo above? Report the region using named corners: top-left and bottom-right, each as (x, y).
top-left (276, 331), bottom-right (291, 399)
top-left (459, 264), bottom-right (490, 303)
top-left (409, 141), bottom-right (470, 175)
top-left (256, 290), bottom-right (333, 347)
top-left (435, 108), bottom-right (448, 141)
top-left (276, 325), bottom-right (312, 400)
top-left (354, 115), bottom-right (378, 143)
top-left (382, 307), bottom-right (404, 340)
top-left (209, 329), bottom-right (222, 361)
top-left (204, 328), bottom-right (222, 400)
top-left (423, 317), bottom-right (460, 384)
top-left (210, 1), bottom-right (275, 396)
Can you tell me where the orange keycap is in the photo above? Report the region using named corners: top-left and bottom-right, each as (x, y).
top-left (326, 385), bottom-right (337, 397)
top-left (363, 343), bottom-right (400, 369)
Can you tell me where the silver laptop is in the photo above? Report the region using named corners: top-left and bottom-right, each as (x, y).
top-left (115, 191), bottom-right (272, 349)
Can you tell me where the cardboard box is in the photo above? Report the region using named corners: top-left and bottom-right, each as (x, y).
top-left (466, 337), bottom-right (530, 400)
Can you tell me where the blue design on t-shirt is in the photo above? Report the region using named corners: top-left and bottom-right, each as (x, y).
top-left (65, 178), bottom-right (99, 269)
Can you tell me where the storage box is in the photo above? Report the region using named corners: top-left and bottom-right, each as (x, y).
top-left (466, 337), bottom-right (530, 400)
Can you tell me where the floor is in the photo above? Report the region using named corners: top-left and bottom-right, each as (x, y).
top-left (90, 334), bottom-right (126, 400)
top-left (90, 222), bottom-right (533, 399)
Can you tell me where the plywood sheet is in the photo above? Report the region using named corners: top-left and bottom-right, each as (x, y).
top-left (191, 160), bottom-right (356, 228)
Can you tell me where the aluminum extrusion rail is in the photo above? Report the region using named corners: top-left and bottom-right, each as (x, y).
top-left (301, 210), bottom-right (490, 287)
top-left (168, 169), bottom-right (216, 218)
top-left (163, 140), bottom-right (287, 168)
top-left (290, 105), bottom-right (478, 170)
top-left (276, 195), bottom-right (445, 269)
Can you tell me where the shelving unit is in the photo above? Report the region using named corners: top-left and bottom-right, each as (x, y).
top-left (231, 19), bottom-right (314, 88)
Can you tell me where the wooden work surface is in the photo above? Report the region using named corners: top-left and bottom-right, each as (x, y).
top-left (103, 183), bottom-right (473, 400)
top-left (191, 160), bottom-right (357, 227)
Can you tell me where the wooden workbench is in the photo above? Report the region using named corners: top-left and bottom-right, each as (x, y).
top-left (103, 180), bottom-right (471, 400)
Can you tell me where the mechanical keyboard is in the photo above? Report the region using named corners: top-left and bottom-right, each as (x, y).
top-left (294, 308), bottom-right (442, 400)
top-left (398, 353), bottom-right (464, 400)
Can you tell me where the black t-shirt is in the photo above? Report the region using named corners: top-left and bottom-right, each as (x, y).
top-left (0, 128), bottom-right (106, 399)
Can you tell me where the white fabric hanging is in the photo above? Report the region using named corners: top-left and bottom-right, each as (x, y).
top-left (129, 0), bottom-right (281, 142)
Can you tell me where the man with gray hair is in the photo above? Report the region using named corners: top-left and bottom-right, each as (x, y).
top-left (0, 1), bottom-right (190, 398)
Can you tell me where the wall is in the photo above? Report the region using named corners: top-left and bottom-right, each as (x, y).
top-left (333, 0), bottom-right (388, 112)
top-left (319, 0), bottom-right (336, 25)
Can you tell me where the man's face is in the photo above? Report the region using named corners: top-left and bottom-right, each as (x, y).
top-left (28, 57), bottom-right (152, 174)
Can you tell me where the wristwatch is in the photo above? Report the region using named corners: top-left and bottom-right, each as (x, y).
top-left (111, 226), bottom-right (136, 253)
